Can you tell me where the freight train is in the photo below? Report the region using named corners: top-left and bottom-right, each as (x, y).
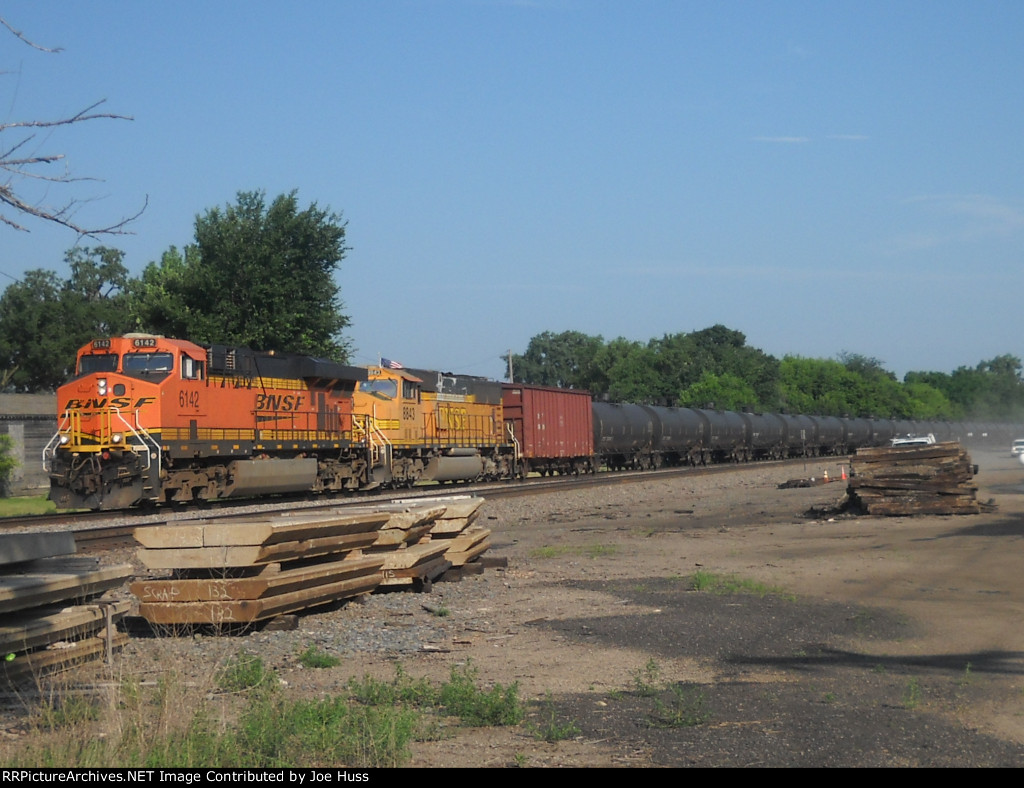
top-left (44, 335), bottom-right (1016, 510)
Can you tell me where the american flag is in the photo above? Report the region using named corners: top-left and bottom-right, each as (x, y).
top-left (381, 357), bottom-right (404, 369)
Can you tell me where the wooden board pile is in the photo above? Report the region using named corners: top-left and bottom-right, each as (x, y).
top-left (0, 532), bottom-right (132, 685)
top-left (847, 442), bottom-right (988, 516)
top-left (131, 496), bottom-right (491, 626)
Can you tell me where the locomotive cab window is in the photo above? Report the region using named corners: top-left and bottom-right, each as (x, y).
top-left (78, 353), bottom-right (119, 376)
top-left (359, 379), bottom-right (398, 400)
top-left (181, 354), bottom-right (205, 381)
top-left (123, 352), bottom-right (174, 381)
top-left (402, 380), bottom-right (420, 402)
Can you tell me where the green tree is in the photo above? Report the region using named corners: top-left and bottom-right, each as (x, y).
top-left (679, 372), bottom-right (758, 411)
top-left (0, 247), bottom-right (131, 390)
top-left (132, 190), bottom-right (351, 359)
top-left (0, 434), bottom-right (16, 496)
top-left (507, 330), bottom-right (604, 388)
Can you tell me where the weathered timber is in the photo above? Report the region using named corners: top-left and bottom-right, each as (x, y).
top-left (134, 511), bottom-right (390, 549)
top-left (138, 574), bottom-right (382, 625)
top-left (432, 526), bottom-right (492, 567)
top-left (1, 633), bottom-right (129, 686)
top-left (378, 540), bottom-right (451, 571)
top-left (846, 442), bottom-right (985, 516)
top-left (130, 554), bottom-right (385, 603)
top-left (0, 558), bottom-right (132, 615)
top-left (0, 533), bottom-right (77, 566)
top-left (137, 530), bottom-right (381, 569)
top-left (0, 600), bottom-right (130, 654)
top-left (379, 556), bottom-right (453, 588)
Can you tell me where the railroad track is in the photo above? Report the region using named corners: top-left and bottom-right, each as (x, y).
top-left (2, 455), bottom-right (844, 550)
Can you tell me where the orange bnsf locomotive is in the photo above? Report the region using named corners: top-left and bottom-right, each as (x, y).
top-left (45, 336), bottom-right (521, 510)
top-left (45, 335), bottom-right (373, 509)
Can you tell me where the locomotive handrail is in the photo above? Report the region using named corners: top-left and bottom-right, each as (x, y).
top-left (42, 410), bottom-right (74, 471)
top-left (112, 407), bottom-right (160, 475)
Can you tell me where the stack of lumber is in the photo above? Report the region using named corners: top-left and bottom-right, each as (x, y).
top-left (377, 496), bottom-right (491, 588)
top-left (131, 497), bottom-right (493, 625)
top-left (847, 442), bottom-right (986, 516)
top-left (132, 510), bottom-right (391, 626)
top-left (0, 532), bottom-right (131, 685)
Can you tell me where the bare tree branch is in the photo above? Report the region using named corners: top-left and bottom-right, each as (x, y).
top-left (1, 18), bottom-right (145, 236)
top-left (0, 17), bottom-right (62, 53)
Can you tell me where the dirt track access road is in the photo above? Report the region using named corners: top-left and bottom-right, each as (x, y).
top-left (395, 448), bottom-right (1024, 766)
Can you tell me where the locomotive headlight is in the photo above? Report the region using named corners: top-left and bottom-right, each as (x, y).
top-left (111, 433), bottom-right (123, 444)
top-left (97, 378), bottom-right (108, 396)
top-left (59, 434), bottom-right (70, 445)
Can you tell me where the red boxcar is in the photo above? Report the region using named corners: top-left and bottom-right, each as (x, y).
top-left (501, 384), bottom-right (594, 476)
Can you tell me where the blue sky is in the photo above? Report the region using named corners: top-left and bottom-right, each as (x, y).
top-left (1, 1), bottom-right (1021, 381)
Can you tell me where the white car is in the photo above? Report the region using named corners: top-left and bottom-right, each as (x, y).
top-left (1011, 439), bottom-right (1024, 457)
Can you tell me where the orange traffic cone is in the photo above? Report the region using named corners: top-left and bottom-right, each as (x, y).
top-left (824, 469), bottom-right (829, 483)
top-left (841, 466), bottom-right (847, 481)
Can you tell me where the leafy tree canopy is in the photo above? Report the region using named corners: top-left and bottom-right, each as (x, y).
top-left (0, 247), bottom-right (131, 390)
top-left (132, 190), bottom-right (351, 360)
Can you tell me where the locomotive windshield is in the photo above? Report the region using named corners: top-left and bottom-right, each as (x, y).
top-left (359, 379), bottom-right (397, 399)
top-left (123, 352), bottom-right (174, 380)
top-left (78, 353), bottom-right (119, 375)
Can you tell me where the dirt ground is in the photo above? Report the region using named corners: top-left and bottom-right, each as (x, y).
top-left (383, 448), bottom-right (1024, 767)
top-left (8, 449), bottom-right (1024, 767)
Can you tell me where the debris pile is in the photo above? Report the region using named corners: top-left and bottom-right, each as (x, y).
top-left (0, 532), bottom-right (131, 685)
top-left (846, 442), bottom-right (989, 516)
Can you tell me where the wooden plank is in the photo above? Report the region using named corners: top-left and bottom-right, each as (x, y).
top-left (134, 511), bottom-right (389, 549)
top-left (0, 601), bottom-right (130, 654)
top-left (378, 540), bottom-right (450, 571)
top-left (379, 556), bottom-right (452, 586)
top-left (372, 523), bottom-right (435, 547)
top-left (0, 560), bottom-right (133, 615)
top-left (443, 540), bottom-right (491, 567)
top-left (137, 574), bottom-right (381, 625)
top-left (130, 554), bottom-right (385, 602)
top-left (0, 533), bottom-right (77, 567)
top-left (0, 633), bottom-right (128, 685)
top-left (137, 530), bottom-right (380, 569)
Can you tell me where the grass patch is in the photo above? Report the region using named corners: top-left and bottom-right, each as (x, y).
top-left (631, 658), bottom-right (664, 697)
top-left (2, 656), bottom-right (529, 768)
top-left (216, 653), bottom-right (275, 692)
top-left (649, 683), bottom-right (711, 728)
top-left (903, 677), bottom-right (923, 710)
top-left (439, 662), bottom-right (523, 727)
top-left (530, 693), bottom-right (580, 742)
top-left (531, 543), bottom-right (618, 560)
top-left (298, 644), bottom-right (341, 669)
top-left (690, 569), bottom-right (794, 600)
top-left (0, 495), bottom-right (57, 517)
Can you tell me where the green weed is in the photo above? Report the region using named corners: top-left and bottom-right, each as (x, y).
top-left (690, 569), bottom-right (793, 600)
top-left (649, 683), bottom-right (710, 728)
top-left (298, 644), bottom-right (341, 669)
top-left (631, 658), bottom-right (664, 697)
top-left (439, 662), bottom-right (523, 727)
top-left (530, 693), bottom-right (580, 743)
top-left (216, 653), bottom-right (275, 693)
top-left (903, 677), bottom-right (923, 709)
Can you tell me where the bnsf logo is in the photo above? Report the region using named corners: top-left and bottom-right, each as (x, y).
top-left (65, 397), bottom-right (157, 410)
top-left (255, 394), bottom-right (305, 411)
